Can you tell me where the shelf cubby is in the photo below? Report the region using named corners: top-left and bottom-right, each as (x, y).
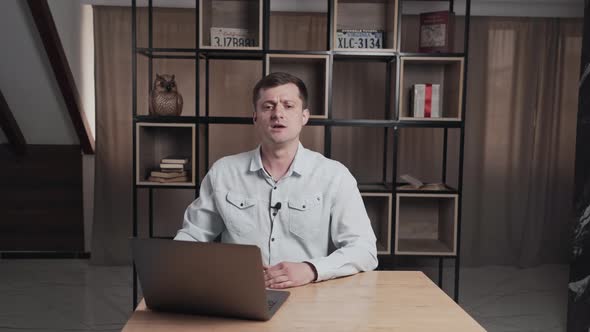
top-left (270, 0), bottom-right (329, 51)
top-left (397, 127), bottom-right (460, 187)
top-left (399, 0), bottom-right (466, 54)
top-left (200, 58), bottom-right (263, 117)
top-left (395, 193), bottom-right (458, 256)
top-left (136, 56), bottom-right (197, 117)
top-left (362, 193), bottom-right (392, 254)
top-left (332, 58), bottom-right (396, 120)
top-left (200, 0), bottom-right (262, 50)
top-left (331, 127), bottom-right (394, 184)
top-left (266, 54), bottom-right (329, 118)
top-left (135, 0), bottom-right (197, 50)
top-left (399, 56), bottom-right (464, 121)
top-left (136, 123), bottom-right (196, 186)
top-left (334, 0), bottom-right (398, 52)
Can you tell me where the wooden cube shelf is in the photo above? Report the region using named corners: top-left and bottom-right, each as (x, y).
top-left (395, 193), bottom-right (458, 255)
top-left (334, 0), bottom-right (398, 52)
top-left (200, 0), bottom-right (262, 50)
top-left (399, 57), bottom-right (464, 121)
top-left (136, 123), bottom-right (196, 186)
top-left (136, 57), bottom-right (196, 117)
top-left (362, 193), bottom-right (392, 254)
top-left (135, 123), bottom-right (196, 186)
top-left (266, 54), bottom-right (329, 118)
top-left (332, 59), bottom-right (396, 120)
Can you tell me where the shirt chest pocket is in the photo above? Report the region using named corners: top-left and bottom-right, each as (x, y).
top-left (287, 194), bottom-right (322, 240)
top-left (224, 192), bottom-right (258, 235)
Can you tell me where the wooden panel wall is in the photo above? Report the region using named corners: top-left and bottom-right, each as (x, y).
top-left (0, 144), bottom-right (84, 251)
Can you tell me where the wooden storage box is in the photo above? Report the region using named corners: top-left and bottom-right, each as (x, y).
top-left (136, 123), bottom-right (196, 186)
top-left (266, 54), bottom-right (329, 118)
top-left (399, 57), bottom-right (464, 121)
top-left (395, 193), bottom-right (458, 255)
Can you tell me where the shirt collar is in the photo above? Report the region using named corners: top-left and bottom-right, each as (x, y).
top-left (249, 142), bottom-right (306, 176)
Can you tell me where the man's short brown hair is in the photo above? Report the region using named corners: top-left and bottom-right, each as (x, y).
top-left (252, 72), bottom-right (308, 109)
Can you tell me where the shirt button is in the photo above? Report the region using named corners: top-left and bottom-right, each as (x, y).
top-left (302, 205), bottom-right (306, 209)
top-left (273, 186), bottom-right (277, 190)
top-left (273, 212), bottom-right (277, 216)
top-left (271, 238), bottom-right (275, 242)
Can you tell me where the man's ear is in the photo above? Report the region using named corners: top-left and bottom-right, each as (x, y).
top-left (302, 109), bottom-right (310, 126)
top-left (253, 111), bottom-right (257, 123)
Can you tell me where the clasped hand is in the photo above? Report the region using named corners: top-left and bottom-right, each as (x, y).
top-left (263, 262), bottom-right (315, 289)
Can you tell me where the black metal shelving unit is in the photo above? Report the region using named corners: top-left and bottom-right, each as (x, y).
top-left (131, 0), bottom-right (471, 308)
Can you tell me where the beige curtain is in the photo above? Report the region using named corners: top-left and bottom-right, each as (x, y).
top-left (460, 17), bottom-right (582, 267)
top-left (92, 6), bottom-right (582, 267)
top-left (92, 6), bottom-right (198, 265)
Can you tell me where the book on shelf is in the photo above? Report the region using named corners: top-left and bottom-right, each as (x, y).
top-left (161, 156), bottom-right (189, 164)
top-left (419, 11), bottom-right (454, 53)
top-left (399, 174), bottom-right (448, 191)
top-left (336, 29), bottom-right (383, 49)
top-left (210, 27), bottom-right (256, 48)
top-left (397, 183), bottom-right (449, 191)
top-left (148, 175), bottom-right (190, 183)
top-left (150, 170), bottom-right (187, 178)
top-left (159, 163), bottom-right (187, 170)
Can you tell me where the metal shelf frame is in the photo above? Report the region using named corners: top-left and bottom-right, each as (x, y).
top-left (131, 0), bottom-right (471, 308)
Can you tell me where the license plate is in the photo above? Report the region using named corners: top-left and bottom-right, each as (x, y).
top-left (337, 30), bottom-right (383, 49)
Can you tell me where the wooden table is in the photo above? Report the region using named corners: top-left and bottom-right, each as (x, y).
top-left (123, 271), bottom-right (486, 331)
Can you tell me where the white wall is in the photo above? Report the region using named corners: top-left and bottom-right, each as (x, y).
top-left (0, 0), bottom-right (79, 145)
top-left (0, 1), bottom-right (96, 252)
top-left (47, 1), bottom-right (96, 140)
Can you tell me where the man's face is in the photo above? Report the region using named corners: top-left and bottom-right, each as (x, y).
top-left (253, 83), bottom-right (309, 147)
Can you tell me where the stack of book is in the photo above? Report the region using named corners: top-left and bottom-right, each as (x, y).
top-left (148, 156), bottom-right (190, 183)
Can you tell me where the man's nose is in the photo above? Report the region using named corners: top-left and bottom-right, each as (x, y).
top-left (271, 104), bottom-right (285, 117)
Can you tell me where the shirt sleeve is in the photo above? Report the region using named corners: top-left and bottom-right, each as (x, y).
top-left (306, 169), bottom-right (379, 281)
top-left (174, 168), bottom-right (225, 242)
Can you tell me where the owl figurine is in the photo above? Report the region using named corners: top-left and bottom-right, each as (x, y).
top-left (149, 74), bottom-right (183, 116)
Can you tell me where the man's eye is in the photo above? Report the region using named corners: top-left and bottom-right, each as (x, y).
top-left (264, 105), bottom-right (273, 110)
top-left (285, 104), bottom-right (294, 109)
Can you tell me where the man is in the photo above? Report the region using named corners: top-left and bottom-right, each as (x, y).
top-left (175, 72), bottom-right (378, 289)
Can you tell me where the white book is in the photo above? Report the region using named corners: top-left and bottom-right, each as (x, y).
top-left (160, 163), bottom-right (186, 170)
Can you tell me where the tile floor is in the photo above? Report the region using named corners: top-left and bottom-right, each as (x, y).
top-left (0, 259), bottom-right (569, 332)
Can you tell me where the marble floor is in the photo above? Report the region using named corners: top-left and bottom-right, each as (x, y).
top-left (0, 259), bottom-right (569, 332)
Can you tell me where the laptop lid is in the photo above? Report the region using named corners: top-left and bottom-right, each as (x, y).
top-left (130, 238), bottom-right (288, 321)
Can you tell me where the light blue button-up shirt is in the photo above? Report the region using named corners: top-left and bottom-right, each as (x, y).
top-left (174, 143), bottom-right (378, 281)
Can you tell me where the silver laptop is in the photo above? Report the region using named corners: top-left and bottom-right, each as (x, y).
top-left (130, 238), bottom-right (290, 321)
